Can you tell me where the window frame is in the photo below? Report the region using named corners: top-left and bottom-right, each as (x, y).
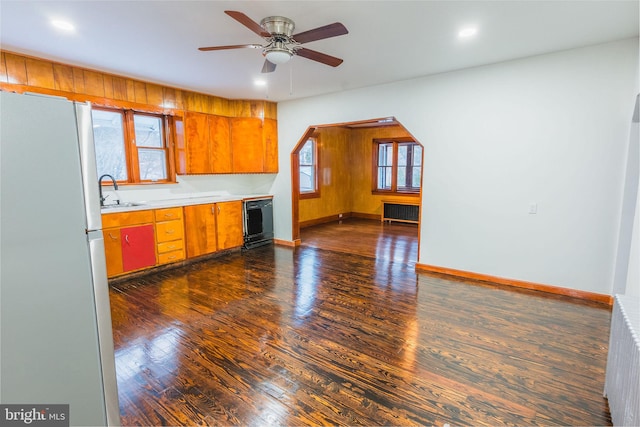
top-left (372, 138), bottom-right (422, 196)
top-left (299, 135), bottom-right (320, 199)
top-left (92, 107), bottom-right (175, 185)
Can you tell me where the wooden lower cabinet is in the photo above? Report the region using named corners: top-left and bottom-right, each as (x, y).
top-left (216, 201), bottom-right (244, 250)
top-left (103, 201), bottom-right (245, 277)
top-left (103, 227), bottom-right (124, 277)
top-left (184, 203), bottom-right (217, 258)
top-left (155, 207), bottom-right (185, 265)
top-left (184, 200), bottom-right (244, 258)
top-left (121, 224), bottom-right (156, 271)
top-left (102, 210), bottom-right (155, 278)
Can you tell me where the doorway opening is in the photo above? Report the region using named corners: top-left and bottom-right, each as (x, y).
top-left (290, 117), bottom-right (423, 262)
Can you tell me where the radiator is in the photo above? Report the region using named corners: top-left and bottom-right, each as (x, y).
top-left (382, 201), bottom-right (419, 224)
top-left (605, 294), bottom-right (640, 426)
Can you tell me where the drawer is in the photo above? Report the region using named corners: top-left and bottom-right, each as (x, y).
top-left (158, 249), bottom-right (185, 265)
top-left (154, 207), bottom-right (183, 222)
top-left (155, 219), bottom-right (184, 243)
top-left (157, 239), bottom-right (184, 254)
top-left (102, 210), bottom-right (154, 228)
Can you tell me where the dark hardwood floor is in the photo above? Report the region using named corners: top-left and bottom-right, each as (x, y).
top-left (110, 219), bottom-right (611, 426)
top-left (300, 218), bottom-right (419, 263)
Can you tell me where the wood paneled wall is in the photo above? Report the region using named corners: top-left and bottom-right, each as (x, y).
top-left (349, 125), bottom-right (416, 216)
top-left (0, 50), bottom-right (277, 119)
top-left (299, 125), bottom-right (418, 223)
top-left (299, 128), bottom-right (352, 223)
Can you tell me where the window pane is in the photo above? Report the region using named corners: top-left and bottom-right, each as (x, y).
top-left (92, 109), bottom-right (127, 181)
top-left (378, 166), bottom-right (392, 190)
top-left (138, 149), bottom-right (167, 181)
top-left (378, 144), bottom-right (393, 166)
top-left (398, 145), bottom-right (408, 166)
top-left (300, 165), bottom-right (314, 192)
top-left (397, 166), bottom-right (407, 188)
top-left (413, 145), bottom-right (422, 166)
top-left (412, 167), bottom-right (421, 188)
top-left (134, 115), bottom-right (163, 148)
top-left (300, 139), bottom-right (317, 193)
top-left (300, 140), bottom-right (314, 166)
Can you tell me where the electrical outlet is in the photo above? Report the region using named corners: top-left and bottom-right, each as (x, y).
top-left (529, 203), bottom-right (538, 214)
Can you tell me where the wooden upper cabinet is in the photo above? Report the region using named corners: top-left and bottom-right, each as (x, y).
top-left (209, 115), bottom-right (232, 173)
top-left (263, 118), bottom-right (279, 173)
top-left (231, 117), bottom-right (263, 173)
top-left (182, 112), bottom-right (277, 175)
top-left (184, 111), bottom-right (211, 174)
top-left (173, 116), bottom-right (186, 175)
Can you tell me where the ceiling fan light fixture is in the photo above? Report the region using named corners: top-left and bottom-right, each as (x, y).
top-left (265, 48), bottom-right (292, 64)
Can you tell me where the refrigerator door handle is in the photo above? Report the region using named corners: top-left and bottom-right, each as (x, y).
top-left (75, 102), bottom-right (103, 232)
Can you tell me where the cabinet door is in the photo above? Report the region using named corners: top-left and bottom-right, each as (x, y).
top-left (184, 204), bottom-right (217, 258)
top-left (209, 115), bottom-right (232, 173)
top-left (121, 224), bottom-right (156, 272)
top-left (230, 117), bottom-right (263, 173)
top-left (184, 111), bottom-right (211, 174)
top-left (103, 228), bottom-right (123, 278)
top-left (216, 201), bottom-right (244, 250)
top-left (262, 118), bottom-right (279, 173)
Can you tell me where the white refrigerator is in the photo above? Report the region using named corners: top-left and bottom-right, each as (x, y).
top-left (0, 91), bottom-right (120, 426)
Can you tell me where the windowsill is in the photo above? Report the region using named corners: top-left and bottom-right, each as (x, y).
top-left (300, 191), bottom-right (320, 199)
top-left (371, 190), bottom-right (420, 197)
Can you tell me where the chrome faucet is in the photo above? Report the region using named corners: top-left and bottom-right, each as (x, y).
top-left (98, 174), bottom-right (119, 207)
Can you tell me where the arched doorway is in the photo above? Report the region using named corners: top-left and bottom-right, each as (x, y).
top-left (290, 117), bottom-right (423, 262)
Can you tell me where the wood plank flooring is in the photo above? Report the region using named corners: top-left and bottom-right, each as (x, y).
top-left (110, 219), bottom-right (612, 426)
top-left (300, 218), bottom-right (419, 263)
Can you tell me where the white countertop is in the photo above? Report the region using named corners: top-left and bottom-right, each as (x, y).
top-left (100, 193), bottom-right (272, 214)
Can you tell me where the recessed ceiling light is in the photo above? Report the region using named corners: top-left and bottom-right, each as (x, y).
top-left (254, 79), bottom-right (267, 87)
top-left (51, 19), bottom-right (75, 32)
top-left (458, 27), bottom-right (477, 39)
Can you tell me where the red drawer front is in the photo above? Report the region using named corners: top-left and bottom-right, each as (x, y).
top-left (121, 224), bottom-right (156, 272)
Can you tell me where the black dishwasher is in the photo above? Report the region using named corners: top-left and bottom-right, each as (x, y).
top-left (243, 198), bottom-right (274, 249)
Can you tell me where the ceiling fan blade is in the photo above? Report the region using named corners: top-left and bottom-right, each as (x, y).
top-left (199, 44), bottom-right (262, 51)
top-left (292, 22), bottom-right (348, 44)
top-left (225, 11), bottom-right (271, 38)
top-left (261, 60), bottom-right (277, 74)
top-left (296, 48), bottom-right (343, 67)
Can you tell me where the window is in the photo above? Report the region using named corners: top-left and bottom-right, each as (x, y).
top-left (92, 108), bottom-right (173, 184)
top-left (373, 139), bottom-right (422, 194)
top-left (299, 136), bottom-right (319, 198)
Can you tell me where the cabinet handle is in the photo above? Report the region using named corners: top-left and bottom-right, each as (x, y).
top-left (108, 233), bottom-right (118, 240)
top-left (211, 206), bottom-right (215, 214)
top-left (166, 229), bottom-right (175, 234)
top-left (218, 206), bottom-right (221, 214)
top-left (164, 214), bottom-right (174, 218)
top-left (125, 235), bottom-right (130, 245)
top-left (168, 245), bottom-right (175, 249)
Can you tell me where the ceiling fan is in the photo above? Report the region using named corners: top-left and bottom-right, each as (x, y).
top-left (199, 10), bottom-right (348, 73)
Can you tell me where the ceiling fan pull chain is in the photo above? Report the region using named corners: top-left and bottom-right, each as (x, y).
top-left (290, 65), bottom-right (294, 96)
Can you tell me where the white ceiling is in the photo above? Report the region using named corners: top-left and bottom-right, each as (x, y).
top-left (1, 1), bottom-right (638, 102)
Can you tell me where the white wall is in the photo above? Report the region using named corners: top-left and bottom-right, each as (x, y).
top-left (623, 96), bottom-right (640, 297)
top-left (273, 38), bottom-right (639, 295)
